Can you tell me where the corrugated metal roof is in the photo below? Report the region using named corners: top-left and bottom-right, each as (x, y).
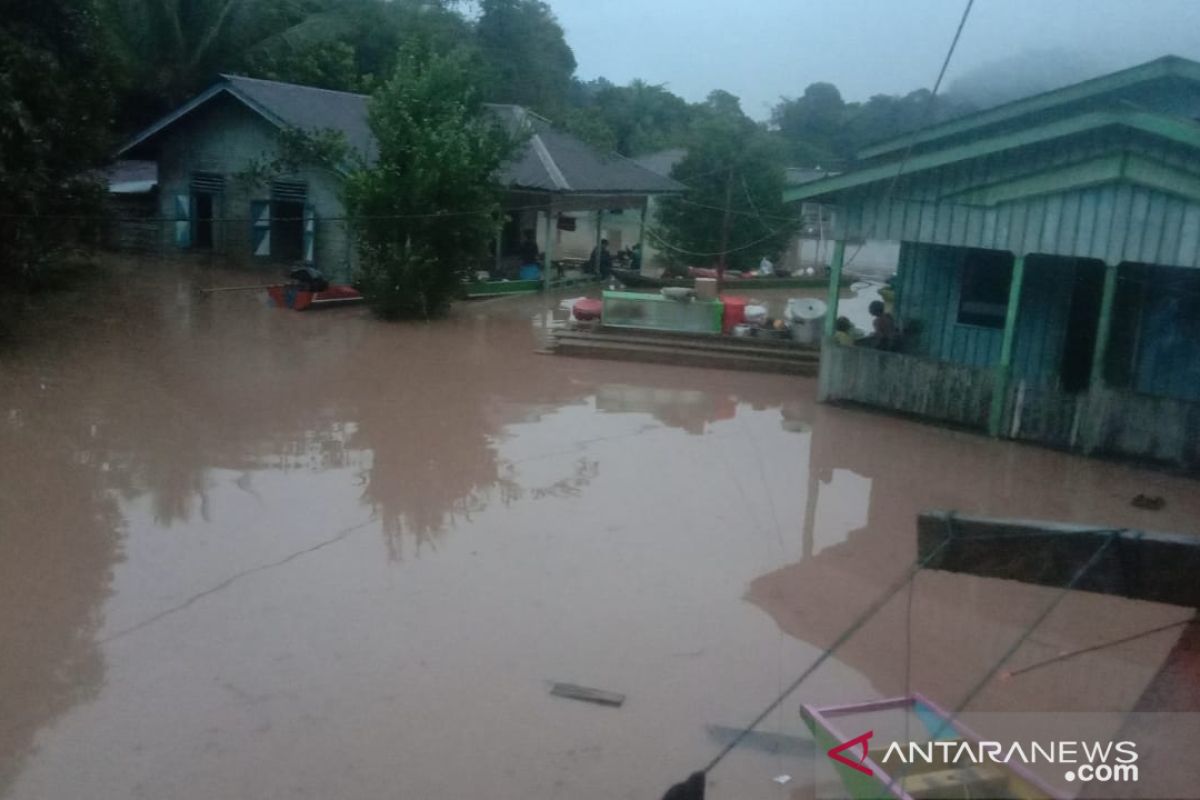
top-left (121, 76), bottom-right (683, 196)
top-left (860, 55), bottom-right (1200, 160)
top-left (784, 109), bottom-right (1200, 203)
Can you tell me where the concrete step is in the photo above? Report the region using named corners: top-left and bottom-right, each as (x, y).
top-left (552, 335), bottom-right (819, 375)
top-left (554, 327), bottom-right (820, 363)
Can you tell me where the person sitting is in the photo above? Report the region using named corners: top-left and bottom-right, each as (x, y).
top-left (833, 316), bottom-right (857, 346)
top-left (864, 300), bottom-right (900, 350)
top-left (589, 238), bottom-right (613, 278)
top-left (517, 229), bottom-right (539, 267)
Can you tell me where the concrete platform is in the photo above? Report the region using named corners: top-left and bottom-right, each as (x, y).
top-left (547, 325), bottom-right (820, 375)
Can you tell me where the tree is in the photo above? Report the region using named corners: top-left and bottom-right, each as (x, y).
top-left (656, 92), bottom-right (797, 273)
top-left (772, 81), bottom-right (846, 163)
top-left (566, 79), bottom-right (692, 157)
top-left (343, 47), bottom-right (518, 320)
top-left (0, 0), bottom-right (115, 295)
top-left (475, 0), bottom-right (576, 114)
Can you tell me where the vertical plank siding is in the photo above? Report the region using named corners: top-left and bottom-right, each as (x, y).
top-left (820, 344), bottom-right (995, 430)
top-left (824, 124), bottom-right (1200, 470)
top-left (837, 129), bottom-right (1200, 270)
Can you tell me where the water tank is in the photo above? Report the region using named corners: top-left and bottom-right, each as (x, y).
top-left (787, 298), bottom-right (827, 344)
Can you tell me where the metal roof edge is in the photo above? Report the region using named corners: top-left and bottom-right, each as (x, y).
top-left (783, 109), bottom-right (1200, 203)
top-left (858, 56), bottom-right (1200, 160)
top-left (117, 79), bottom-right (289, 156)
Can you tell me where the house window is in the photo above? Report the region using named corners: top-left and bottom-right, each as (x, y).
top-left (270, 180), bottom-right (308, 262)
top-left (189, 172), bottom-right (224, 250)
top-left (957, 249), bottom-right (1014, 328)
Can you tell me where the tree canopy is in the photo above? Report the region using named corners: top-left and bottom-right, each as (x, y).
top-left (655, 92), bottom-right (796, 273)
top-left (0, 0), bottom-right (115, 294)
top-left (343, 46), bottom-right (518, 319)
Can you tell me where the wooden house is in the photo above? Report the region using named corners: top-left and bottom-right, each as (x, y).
top-left (785, 56), bottom-right (1200, 470)
top-left (119, 75), bottom-right (682, 282)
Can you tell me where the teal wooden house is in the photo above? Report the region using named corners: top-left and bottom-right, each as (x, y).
top-left (785, 57), bottom-right (1200, 470)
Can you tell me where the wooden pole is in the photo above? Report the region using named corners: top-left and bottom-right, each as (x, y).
top-left (1090, 261), bottom-right (1119, 389)
top-left (593, 208), bottom-right (604, 275)
top-left (542, 200), bottom-right (556, 291)
top-left (494, 222), bottom-right (503, 275)
top-left (638, 198), bottom-right (648, 274)
top-left (822, 240), bottom-right (846, 338)
top-left (716, 166), bottom-right (734, 285)
top-left (988, 254), bottom-right (1027, 437)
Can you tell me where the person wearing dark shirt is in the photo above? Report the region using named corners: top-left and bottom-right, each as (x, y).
top-left (517, 229), bottom-right (540, 267)
top-left (589, 238), bottom-right (613, 277)
top-left (865, 299), bottom-right (899, 350)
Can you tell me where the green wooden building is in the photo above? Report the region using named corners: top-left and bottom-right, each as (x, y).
top-left (785, 56), bottom-right (1200, 470)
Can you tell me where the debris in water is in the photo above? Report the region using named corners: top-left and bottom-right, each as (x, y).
top-left (1131, 494), bottom-right (1165, 510)
top-left (772, 774), bottom-right (792, 785)
top-left (549, 682), bottom-right (625, 707)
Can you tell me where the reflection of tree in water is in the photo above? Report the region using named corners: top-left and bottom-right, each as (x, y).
top-left (0, 402), bottom-right (122, 794)
top-left (594, 384), bottom-right (739, 435)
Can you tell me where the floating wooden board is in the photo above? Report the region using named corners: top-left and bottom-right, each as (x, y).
top-left (549, 682), bottom-right (626, 707)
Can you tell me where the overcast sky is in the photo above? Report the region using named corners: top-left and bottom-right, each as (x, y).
top-left (550, 0), bottom-right (1200, 118)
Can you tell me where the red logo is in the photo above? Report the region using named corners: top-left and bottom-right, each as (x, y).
top-left (828, 730), bottom-right (874, 776)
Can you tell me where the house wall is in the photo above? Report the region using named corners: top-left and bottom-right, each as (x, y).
top-left (154, 94), bottom-right (354, 281)
top-left (895, 243), bottom-right (1077, 390)
top-left (838, 129), bottom-right (1200, 271)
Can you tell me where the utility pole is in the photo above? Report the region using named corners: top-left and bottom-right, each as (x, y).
top-left (716, 165), bottom-right (734, 286)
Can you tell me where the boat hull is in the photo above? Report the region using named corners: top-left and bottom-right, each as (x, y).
top-left (267, 284), bottom-right (363, 310)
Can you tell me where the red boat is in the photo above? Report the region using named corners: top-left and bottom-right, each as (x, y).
top-left (267, 283), bottom-right (363, 310)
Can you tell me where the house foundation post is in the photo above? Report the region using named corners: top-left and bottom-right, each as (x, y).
top-left (822, 239), bottom-right (846, 338)
top-left (1090, 261), bottom-right (1119, 389)
top-left (988, 253), bottom-right (1027, 437)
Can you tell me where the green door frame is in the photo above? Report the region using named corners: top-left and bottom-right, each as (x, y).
top-left (988, 253), bottom-right (1027, 437)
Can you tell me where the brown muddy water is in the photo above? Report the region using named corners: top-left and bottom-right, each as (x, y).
top-left (1, 258), bottom-right (1197, 800)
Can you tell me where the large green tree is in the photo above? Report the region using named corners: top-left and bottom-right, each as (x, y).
top-left (656, 92), bottom-right (796, 273)
top-left (344, 46), bottom-right (517, 320)
top-left (0, 0), bottom-right (115, 295)
top-left (102, 0), bottom-right (473, 130)
top-left (564, 78), bottom-right (693, 157)
top-left (475, 0), bottom-right (575, 114)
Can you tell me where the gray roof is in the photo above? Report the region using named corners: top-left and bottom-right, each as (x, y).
top-left (105, 159), bottom-right (158, 193)
top-left (632, 148), bottom-right (688, 178)
top-left (121, 75), bottom-right (684, 196)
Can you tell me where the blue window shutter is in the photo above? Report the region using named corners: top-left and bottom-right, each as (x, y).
top-left (303, 204), bottom-right (316, 265)
top-left (174, 195), bottom-right (191, 248)
top-left (251, 201), bottom-right (271, 257)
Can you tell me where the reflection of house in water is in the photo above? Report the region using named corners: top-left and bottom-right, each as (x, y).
top-left (748, 399), bottom-right (1196, 740)
top-left (594, 383), bottom-right (737, 435)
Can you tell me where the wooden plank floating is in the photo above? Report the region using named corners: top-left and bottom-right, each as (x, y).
top-left (549, 682), bottom-right (626, 707)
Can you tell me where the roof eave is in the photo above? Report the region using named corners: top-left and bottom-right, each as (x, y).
top-left (117, 80), bottom-right (290, 157)
top-left (783, 109), bottom-right (1200, 204)
top-left (858, 56), bottom-right (1200, 160)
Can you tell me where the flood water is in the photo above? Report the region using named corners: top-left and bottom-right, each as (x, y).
top-left (2, 257), bottom-right (1197, 800)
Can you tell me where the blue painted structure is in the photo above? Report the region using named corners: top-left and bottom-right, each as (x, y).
top-left (786, 57), bottom-right (1200, 469)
